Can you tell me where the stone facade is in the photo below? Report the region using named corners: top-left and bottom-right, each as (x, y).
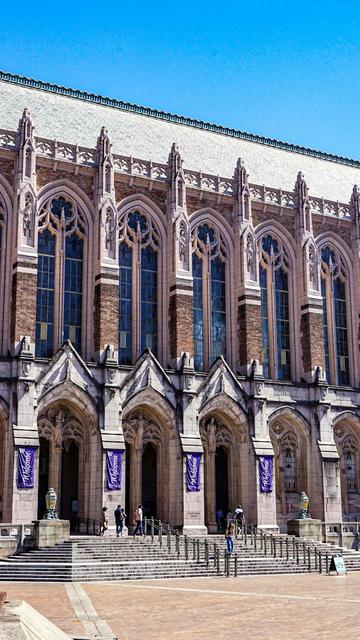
top-left (0, 73), bottom-right (360, 534)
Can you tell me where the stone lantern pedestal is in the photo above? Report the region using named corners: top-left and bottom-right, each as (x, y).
top-left (287, 518), bottom-right (322, 541)
top-left (33, 520), bottom-right (70, 549)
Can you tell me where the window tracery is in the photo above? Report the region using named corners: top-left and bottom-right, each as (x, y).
top-left (118, 210), bottom-right (160, 364)
top-left (259, 234), bottom-right (291, 380)
top-left (36, 196), bottom-right (85, 358)
top-left (192, 223), bottom-right (227, 371)
top-left (320, 244), bottom-right (350, 385)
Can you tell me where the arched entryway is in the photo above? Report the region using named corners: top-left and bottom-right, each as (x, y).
top-left (122, 408), bottom-right (174, 524)
top-left (215, 446), bottom-right (229, 517)
top-left (142, 443), bottom-right (157, 517)
top-left (334, 416), bottom-right (360, 520)
top-left (37, 398), bottom-right (100, 527)
top-left (60, 441), bottom-right (79, 520)
top-left (270, 413), bottom-right (309, 532)
top-left (200, 408), bottom-right (247, 532)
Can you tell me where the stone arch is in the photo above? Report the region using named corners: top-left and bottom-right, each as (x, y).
top-left (333, 412), bottom-right (360, 518)
top-left (268, 407), bottom-right (310, 531)
top-left (122, 396), bottom-right (180, 525)
top-left (199, 398), bottom-right (248, 531)
top-left (189, 208), bottom-right (236, 370)
top-left (117, 195), bottom-right (168, 364)
top-left (36, 181), bottom-right (94, 359)
top-left (255, 222), bottom-right (299, 381)
top-left (316, 233), bottom-right (357, 386)
top-left (36, 392), bottom-right (100, 526)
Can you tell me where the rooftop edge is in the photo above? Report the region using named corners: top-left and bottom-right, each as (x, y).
top-left (0, 69), bottom-right (360, 169)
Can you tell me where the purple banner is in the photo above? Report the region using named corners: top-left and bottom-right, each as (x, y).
top-left (106, 450), bottom-right (123, 490)
top-left (186, 453), bottom-right (201, 492)
top-left (259, 455), bottom-right (273, 493)
top-left (17, 446), bottom-right (36, 489)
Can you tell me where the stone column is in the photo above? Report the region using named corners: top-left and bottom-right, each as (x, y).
top-left (167, 144), bottom-right (194, 368)
top-left (294, 172), bottom-right (325, 382)
top-left (233, 159), bottom-right (263, 375)
top-left (11, 110), bottom-right (38, 355)
top-left (93, 127), bottom-right (119, 361)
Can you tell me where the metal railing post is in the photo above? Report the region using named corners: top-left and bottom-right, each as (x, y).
top-left (244, 525), bottom-right (247, 546)
top-left (193, 539), bottom-right (196, 561)
top-left (319, 552), bottom-right (322, 574)
top-left (296, 541), bottom-right (299, 565)
top-left (250, 526), bottom-right (254, 546)
top-left (314, 549), bottom-right (318, 571)
top-left (185, 535), bottom-right (189, 560)
top-left (144, 516), bottom-right (147, 536)
top-left (213, 543), bottom-right (217, 567)
top-left (226, 551), bottom-right (230, 577)
top-left (326, 553), bottom-right (329, 575)
top-left (280, 539), bottom-right (283, 558)
top-left (264, 534), bottom-right (267, 556)
top-left (303, 542), bottom-right (306, 564)
top-left (235, 520), bottom-right (238, 539)
top-left (254, 527), bottom-right (257, 551)
top-left (260, 529), bottom-right (264, 550)
top-left (159, 521), bottom-right (162, 547)
top-left (151, 517), bottom-right (154, 543)
top-left (234, 553), bottom-right (238, 577)
top-left (205, 540), bottom-right (209, 567)
top-left (216, 549), bottom-right (220, 574)
top-left (176, 531), bottom-right (180, 558)
top-left (196, 539), bottom-right (200, 563)
top-left (292, 537), bottom-right (296, 559)
top-left (167, 527), bottom-right (171, 553)
top-left (286, 537), bottom-right (289, 561)
top-left (307, 547), bottom-right (311, 570)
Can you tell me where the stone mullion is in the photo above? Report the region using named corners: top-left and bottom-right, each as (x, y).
top-left (326, 277), bottom-right (336, 384)
top-left (267, 265), bottom-right (276, 378)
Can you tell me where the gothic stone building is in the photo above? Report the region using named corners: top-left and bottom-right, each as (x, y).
top-left (0, 72), bottom-right (360, 534)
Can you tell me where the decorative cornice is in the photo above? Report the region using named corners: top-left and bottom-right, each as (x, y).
top-left (1, 70), bottom-right (360, 169)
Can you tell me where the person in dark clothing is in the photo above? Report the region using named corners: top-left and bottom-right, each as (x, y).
top-left (114, 505), bottom-right (122, 537)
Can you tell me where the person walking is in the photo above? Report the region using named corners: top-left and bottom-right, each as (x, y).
top-left (119, 508), bottom-right (127, 536)
top-left (216, 508), bottom-right (224, 531)
top-left (100, 506), bottom-right (108, 536)
top-left (132, 505), bottom-right (144, 537)
top-left (234, 505), bottom-right (245, 534)
top-left (225, 522), bottom-right (235, 556)
top-left (114, 505), bottom-right (122, 537)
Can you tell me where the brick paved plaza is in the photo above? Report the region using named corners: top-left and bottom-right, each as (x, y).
top-left (1, 573), bottom-right (359, 639)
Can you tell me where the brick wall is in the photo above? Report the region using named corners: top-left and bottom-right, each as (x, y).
top-left (300, 311), bottom-right (325, 374)
top-left (169, 293), bottom-right (194, 359)
top-left (238, 302), bottom-right (263, 367)
top-left (94, 281), bottom-right (119, 353)
top-left (10, 270), bottom-right (37, 344)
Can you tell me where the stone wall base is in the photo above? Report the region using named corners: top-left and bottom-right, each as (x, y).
top-left (33, 520), bottom-right (70, 549)
top-left (183, 525), bottom-right (208, 536)
top-left (287, 518), bottom-right (322, 541)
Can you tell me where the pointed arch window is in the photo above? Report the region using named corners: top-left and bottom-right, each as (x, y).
top-left (320, 245), bottom-right (350, 385)
top-left (192, 223), bottom-right (227, 371)
top-left (35, 196), bottom-right (85, 358)
top-left (259, 235), bottom-right (291, 380)
top-left (118, 211), bottom-right (160, 365)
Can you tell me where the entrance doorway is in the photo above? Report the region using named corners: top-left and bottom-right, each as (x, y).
top-left (38, 438), bottom-right (50, 519)
top-left (142, 444), bottom-right (157, 517)
top-left (215, 446), bottom-right (229, 516)
top-left (61, 441), bottom-right (79, 524)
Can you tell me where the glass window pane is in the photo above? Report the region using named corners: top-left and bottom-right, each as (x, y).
top-left (210, 256), bottom-right (226, 364)
top-left (193, 254), bottom-right (203, 371)
top-left (63, 234), bottom-right (83, 353)
top-left (321, 278), bottom-right (330, 383)
top-left (119, 242), bottom-right (132, 365)
top-left (35, 228), bottom-right (55, 358)
top-left (260, 266), bottom-right (270, 379)
top-left (140, 245), bottom-right (158, 357)
top-left (333, 277), bottom-right (349, 385)
top-left (275, 268), bottom-right (291, 380)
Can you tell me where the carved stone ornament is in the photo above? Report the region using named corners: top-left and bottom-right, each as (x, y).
top-left (178, 219), bottom-right (188, 269)
top-left (255, 381), bottom-right (264, 395)
top-left (107, 368), bottom-right (116, 383)
top-left (104, 207), bottom-right (115, 252)
top-left (334, 425), bottom-right (345, 439)
top-left (22, 362), bottom-right (31, 377)
top-left (246, 234), bottom-right (255, 272)
top-left (272, 422), bottom-right (284, 436)
top-left (319, 386), bottom-right (328, 401)
top-left (185, 375), bottom-right (193, 390)
top-left (22, 192), bottom-right (34, 240)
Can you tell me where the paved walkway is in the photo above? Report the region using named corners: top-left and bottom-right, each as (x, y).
top-left (2, 573), bottom-right (360, 639)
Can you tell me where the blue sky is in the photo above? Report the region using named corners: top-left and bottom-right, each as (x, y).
top-left (1, 0), bottom-right (359, 158)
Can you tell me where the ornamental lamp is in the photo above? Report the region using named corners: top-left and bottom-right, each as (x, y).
top-left (299, 491), bottom-right (310, 519)
top-left (44, 487), bottom-right (58, 520)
